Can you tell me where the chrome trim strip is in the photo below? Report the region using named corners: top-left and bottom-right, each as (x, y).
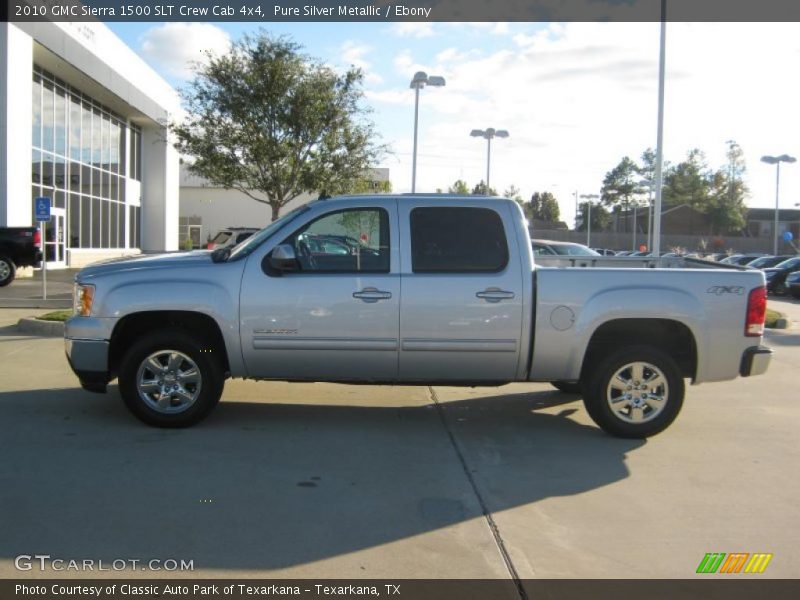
top-left (401, 338), bottom-right (518, 352)
top-left (253, 337), bottom-right (398, 351)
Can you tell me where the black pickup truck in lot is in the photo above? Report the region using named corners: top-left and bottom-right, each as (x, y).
top-left (0, 227), bottom-right (42, 286)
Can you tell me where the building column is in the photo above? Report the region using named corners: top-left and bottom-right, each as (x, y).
top-left (0, 23), bottom-right (33, 227)
top-left (140, 123), bottom-right (179, 252)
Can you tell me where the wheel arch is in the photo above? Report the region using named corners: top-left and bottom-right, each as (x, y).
top-left (579, 318), bottom-right (698, 383)
top-left (108, 311), bottom-right (230, 379)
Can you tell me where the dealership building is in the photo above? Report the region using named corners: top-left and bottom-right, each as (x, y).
top-left (0, 20), bottom-right (180, 268)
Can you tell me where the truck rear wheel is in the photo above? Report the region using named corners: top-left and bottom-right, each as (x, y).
top-left (0, 256), bottom-right (15, 287)
top-left (583, 345), bottom-right (684, 438)
top-left (118, 329), bottom-right (224, 427)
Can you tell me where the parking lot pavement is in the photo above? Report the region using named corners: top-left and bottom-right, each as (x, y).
top-left (0, 268), bottom-right (77, 307)
top-left (770, 295), bottom-right (800, 329)
top-left (0, 309), bottom-right (798, 580)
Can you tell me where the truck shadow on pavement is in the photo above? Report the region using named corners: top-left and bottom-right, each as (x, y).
top-left (0, 386), bottom-right (644, 572)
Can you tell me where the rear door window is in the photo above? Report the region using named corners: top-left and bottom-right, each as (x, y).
top-left (410, 207), bottom-right (508, 273)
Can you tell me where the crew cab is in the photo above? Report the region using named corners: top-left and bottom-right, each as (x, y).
top-left (0, 226), bottom-right (42, 286)
top-left (64, 195), bottom-right (772, 438)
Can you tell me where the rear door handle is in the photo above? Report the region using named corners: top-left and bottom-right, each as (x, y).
top-left (353, 287), bottom-right (393, 303)
top-left (476, 288), bottom-right (516, 302)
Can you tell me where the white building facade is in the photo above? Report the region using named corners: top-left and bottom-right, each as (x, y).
top-left (179, 166), bottom-right (391, 247)
top-left (0, 21), bottom-right (180, 268)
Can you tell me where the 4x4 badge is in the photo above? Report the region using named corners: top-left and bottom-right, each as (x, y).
top-left (707, 286), bottom-right (745, 295)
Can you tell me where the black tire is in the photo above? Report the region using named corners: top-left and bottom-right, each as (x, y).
top-left (118, 329), bottom-right (224, 427)
top-left (0, 256), bottom-right (16, 287)
top-left (583, 345), bottom-right (684, 439)
top-left (551, 381), bottom-right (583, 394)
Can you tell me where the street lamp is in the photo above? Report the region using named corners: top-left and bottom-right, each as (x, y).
top-left (410, 71), bottom-right (445, 193)
top-left (761, 154), bottom-right (796, 254)
top-left (580, 193), bottom-right (599, 246)
top-left (470, 128), bottom-right (509, 193)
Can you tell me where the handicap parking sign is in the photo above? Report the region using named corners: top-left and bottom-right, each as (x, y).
top-left (35, 196), bottom-right (51, 222)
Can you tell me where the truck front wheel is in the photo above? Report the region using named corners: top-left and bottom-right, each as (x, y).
top-left (118, 329), bottom-right (224, 427)
top-left (583, 345), bottom-right (684, 438)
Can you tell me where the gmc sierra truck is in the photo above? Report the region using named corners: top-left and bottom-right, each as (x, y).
top-left (64, 195), bottom-right (772, 438)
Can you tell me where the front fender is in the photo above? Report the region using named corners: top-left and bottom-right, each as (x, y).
top-left (98, 279), bottom-right (244, 376)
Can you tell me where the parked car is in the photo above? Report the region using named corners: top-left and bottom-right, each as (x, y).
top-left (786, 270), bottom-right (800, 299)
top-left (721, 253), bottom-right (767, 266)
top-left (0, 226), bottom-right (42, 286)
top-left (65, 195), bottom-right (771, 439)
top-left (763, 256), bottom-right (800, 296)
top-left (614, 250), bottom-right (634, 256)
top-left (746, 255), bottom-right (795, 270)
top-left (206, 227), bottom-right (259, 250)
top-left (591, 248), bottom-right (617, 256)
top-left (532, 239), bottom-right (600, 256)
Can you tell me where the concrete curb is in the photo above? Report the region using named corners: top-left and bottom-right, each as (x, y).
top-left (0, 299), bottom-right (72, 309)
top-left (773, 318), bottom-right (790, 330)
top-left (16, 317), bottom-right (65, 337)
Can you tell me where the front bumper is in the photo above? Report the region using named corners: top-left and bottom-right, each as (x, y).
top-left (739, 345), bottom-right (772, 377)
top-left (65, 338), bottom-right (111, 393)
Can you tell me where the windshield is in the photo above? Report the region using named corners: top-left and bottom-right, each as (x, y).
top-left (552, 244), bottom-right (600, 256)
top-left (748, 256), bottom-right (785, 268)
top-left (227, 203), bottom-right (314, 261)
top-left (774, 256), bottom-right (800, 270)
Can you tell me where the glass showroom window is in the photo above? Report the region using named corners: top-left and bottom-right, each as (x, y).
top-left (31, 66), bottom-right (130, 250)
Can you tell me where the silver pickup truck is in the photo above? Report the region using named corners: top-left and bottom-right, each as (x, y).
top-left (64, 195), bottom-right (772, 438)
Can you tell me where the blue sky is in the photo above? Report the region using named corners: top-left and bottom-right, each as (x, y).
top-left (108, 21), bottom-right (800, 226)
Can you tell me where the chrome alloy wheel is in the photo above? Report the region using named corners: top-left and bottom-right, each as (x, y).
top-left (136, 350), bottom-right (202, 414)
top-left (606, 361), bottom-right (669, 424)
top-left (0, 260), bottom-right (10, 281)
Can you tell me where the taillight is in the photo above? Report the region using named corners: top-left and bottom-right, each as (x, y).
top-left (745, 286), bottom-right (767, 337)
top-left (207, 242), bottom-right (215, 249)
top-left (33, 229), bottom-right (41, 245)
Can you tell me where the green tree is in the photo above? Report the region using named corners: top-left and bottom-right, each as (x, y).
top-left (347, 176), bottom-right (392, 194)
top-left (172, 33), bottom-right (386, 221)
top-left (503, 185), bottom-right (523, 202)
top-left (527, 191), bottom-right (561, 222)
top-left (576, 201), bottom-right (610, 232)
top-left (471, 180), bottom-right (498, 196)
top-left (601, 156), bottom-right (640, 232)
top-left (661, 149), bottom-right (710, 210)
top-left (705, 141), bottom-right (748, 234)
top-left (447, 179), bottom-right (470, 194)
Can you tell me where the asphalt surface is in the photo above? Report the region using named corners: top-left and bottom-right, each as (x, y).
top-left (0, 298), bottom-right (798, 580)
top-left (0, 268), bottom-right (77, 308)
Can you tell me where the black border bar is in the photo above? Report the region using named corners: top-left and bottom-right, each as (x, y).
top-left (7, 0), bottom-right (800, 23)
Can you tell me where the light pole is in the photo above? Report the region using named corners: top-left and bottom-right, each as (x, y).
top-left (410, 71), bottom-right (445, 193)
top-left (638, 178), bottom-right (654, 251)
top-left (761, 154), bottom-right (796, 254)
top-left (470, 128), bottom-right (509, 193)
top-left (580, 193), bottom-right (599, 246)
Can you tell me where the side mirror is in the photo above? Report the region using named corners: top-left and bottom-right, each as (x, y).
top-left (269, 244), bottom-right (299, 272)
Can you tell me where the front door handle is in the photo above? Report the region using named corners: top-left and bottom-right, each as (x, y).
top-left (353, 287), bottom-right (393, 303)
top-left (476, 288), bottom-right (516, 302)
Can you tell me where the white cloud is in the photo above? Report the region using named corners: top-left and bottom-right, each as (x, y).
top-left (391, 22), bottom-right (436, 38)
top-left (376, 22), bottom-right (800, 229)
top-left (340, 41), bottom-right (383, 84)
top-left (140, 23), bottom-right (231, 79)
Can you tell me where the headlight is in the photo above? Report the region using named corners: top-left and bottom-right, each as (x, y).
top-left (73, 283), bottom-right (95, 316)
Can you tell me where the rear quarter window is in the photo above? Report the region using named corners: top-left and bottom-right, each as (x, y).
top-left (410, 207), bottom-right (509, 273)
